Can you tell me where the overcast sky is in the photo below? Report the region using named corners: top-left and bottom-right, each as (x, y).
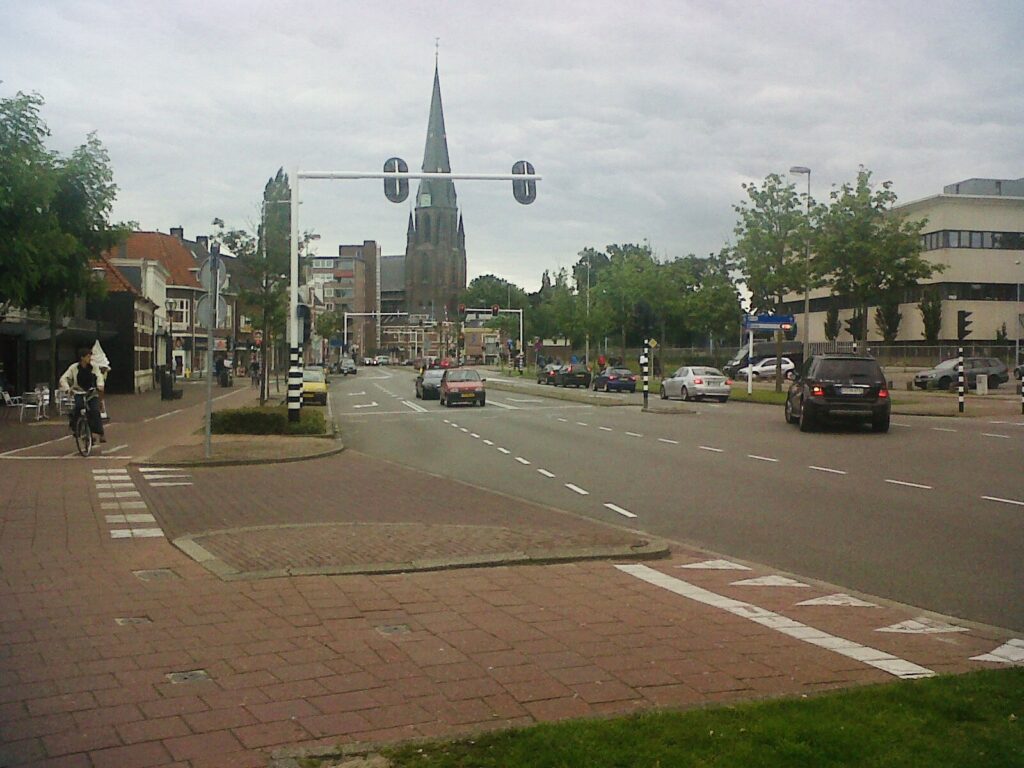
top-left (3, 0), bottom-right (1022, 291)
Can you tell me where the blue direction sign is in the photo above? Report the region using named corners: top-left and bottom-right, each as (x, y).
top-left (743, 314), bottom-right (795, 331)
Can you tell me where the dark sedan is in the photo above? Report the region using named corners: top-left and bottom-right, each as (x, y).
top-left (554, 364), bottom-right (592, 388)
top-left (591, 367), bottom-right (637, 393)
top-left (537, 363), bottom-right (561, 385)
top-left (415, 369), bottom-right (444, 399)
top-left (785, 354), bottom-right (891, 433)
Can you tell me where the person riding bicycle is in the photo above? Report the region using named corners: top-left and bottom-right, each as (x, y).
top-left (60, 347), bottom-right (106, 443)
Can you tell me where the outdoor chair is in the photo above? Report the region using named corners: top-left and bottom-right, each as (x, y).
top-left (19, 387), bottom-right (49, 422)
top-left (1, 390), bottom-right (22, 419)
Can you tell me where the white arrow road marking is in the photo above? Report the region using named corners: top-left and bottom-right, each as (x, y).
top-left (537, 469), bottom-right (555, 478)
top-left (401, 400), bottom-right (427, 413)
top-left (731, 575), bottom-right (810, 588)
top-left (981, 495), bottom-right (1024, 507)
top-left (678, 559), bottom-right (751, 571)
top-left (617, 565), bottom-right (934, 679)
top-left (970, 639), bottom-right (1024, 664)
top-left (797, 593), bottom-right (877, 607)
top-left (604, 503), bottom-right (637, 519)
top-left (565, 483), bottom-right (589, 495)
top-left (876, 617), bottom-right (969, 634)
top-left (809, 466), bottom-right (847, 475)
top-left (352, 402), bottom-right (379, 409)
top-left (885, 479), bottom-right (932, 490)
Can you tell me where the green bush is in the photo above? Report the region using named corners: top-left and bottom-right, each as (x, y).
top-left (211, 406), bottom-right (326, 435)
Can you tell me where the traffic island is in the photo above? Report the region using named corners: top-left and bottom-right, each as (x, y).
top-left (135, 433), bottom-right (344, 467)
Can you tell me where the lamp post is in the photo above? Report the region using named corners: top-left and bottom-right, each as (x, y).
top-left (1015, 259), bottom-right (1021, 369)
top-left (584, 254), bottom-right (591, 367)
top-left (790, 166), bottom-right (811, 361)
top-left (164, 298), bottom-right (175, 383)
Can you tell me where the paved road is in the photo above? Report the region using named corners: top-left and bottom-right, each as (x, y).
top-left (332, 368), bottom-right (1024, 632)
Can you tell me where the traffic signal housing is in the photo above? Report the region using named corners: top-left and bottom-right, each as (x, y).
top-left (383, 157), bottom-right (409, 203)
top-left (491, 304), bottom-right (500, 317)
top-left (957, 310), bottom-right (973, 341)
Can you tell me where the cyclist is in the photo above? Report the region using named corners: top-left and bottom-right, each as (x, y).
top-left (60, 347), bottom-right (106, 443)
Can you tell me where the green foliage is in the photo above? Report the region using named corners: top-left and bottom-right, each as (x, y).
top-left (919, 288), bottom-right (943, 342)
top-left (315, 310), bottom-right (343, 342)
top-left (211, 405), bottom-right (326, 435)
top-left (814, 168), bottom-right (939, 342)
top-left (380, 668), bottom-right (1024, 768)
top-left (824, 300), bottom-right (841, 341)
top-left (995, 322), bottom-right (1009, 343)
top-left (845, 308), bottom-right (866, 341)
top-left (874, 293), bottom-right (903, 343)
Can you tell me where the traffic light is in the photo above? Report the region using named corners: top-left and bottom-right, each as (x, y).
top-left (297, 304), bottom-right (312, 346)
top-left (491, 304), bottom-right (500, 317)
top-left (511, 160), bottom-right (537, 205)
top-left (383, 157), bottom-right (409, 203)
top-left (458, 303), bottom-right (466, 317)
top-left (957, 310), bottom-right (973, 340)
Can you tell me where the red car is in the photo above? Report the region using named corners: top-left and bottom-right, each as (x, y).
top-left (440, 369), bottom-right (486, 407)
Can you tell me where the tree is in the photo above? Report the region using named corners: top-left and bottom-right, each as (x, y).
top-left (315, 311), bottom-right (343, 344)
top-left (919, 289), bottom-right (942, 343)
top-left (814, 168), bottom-right (939, 343)
top-left (0, 92), bottom-right (129, 395)
top-left (592, 242), bottom-right (659, 359)
top-left (845, 309), bottom-right (866, 342)
top-left (874, 293), bottom-right (902, 343)
top-left (824, 301), bottom-right (841, 341)
top-left (995, 322), bottom-right (1009, 344)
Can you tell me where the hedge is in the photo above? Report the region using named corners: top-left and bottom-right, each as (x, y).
top-left (211, 406), bottom-right (327, 435)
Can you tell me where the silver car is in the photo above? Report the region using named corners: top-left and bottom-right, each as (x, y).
top-left (660, 366), bottom-right (731, 402)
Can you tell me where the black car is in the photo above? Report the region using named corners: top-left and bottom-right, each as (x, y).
top-left (554, 364), bottom-right (592, 388)
top-left (785, 354), bottom-right (891, 433)
top-left (415, 368), bottom-right (445, 399)
top-left (537, 363), bottom-right (561, 385)
top-left (592, 367), bottom-right (637, 392)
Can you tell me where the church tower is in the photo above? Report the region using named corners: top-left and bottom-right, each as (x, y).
top-left (404, 63), bottom-right (467, 321)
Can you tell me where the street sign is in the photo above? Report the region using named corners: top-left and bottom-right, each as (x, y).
top-left (743, 314), bottom-right (795, 331)
top-left (195, 295), bottom-right (228, 328)
top-left (199, 258), bottom-right (229, 293)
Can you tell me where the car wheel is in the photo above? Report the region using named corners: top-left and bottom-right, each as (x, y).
top-left (785, 398), bottom-right (798, 424)
top-left (718, 397), bottom-right (729, 403)
top-left (938, 377), bottom-right (952, 391)
top-left (659, 385), bottom-right (667, 400)
top-left (987, 375), bottom-right (998, 390)
top-left (681, 386), bottom-right (689, 402)
top-left (785, 370), bottom-right (795, 380)
top-left (872, 414), bottom-right (890, 433)
top-left (799, 402), bottom-right (815, 432)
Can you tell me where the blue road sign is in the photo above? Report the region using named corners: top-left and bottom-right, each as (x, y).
top-left (743, 314), bottom-right (795, 331)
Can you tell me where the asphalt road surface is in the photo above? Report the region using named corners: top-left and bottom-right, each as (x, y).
top-left (330, 367), bottom-right (1024, 632)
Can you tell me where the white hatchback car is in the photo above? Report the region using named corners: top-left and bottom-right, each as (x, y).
top-left (660, 366), bottom-right (732, 402)
top-left (737, 357), bottom-right (795, 380)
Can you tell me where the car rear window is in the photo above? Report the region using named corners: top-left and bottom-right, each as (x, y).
top-left (692, 368), bottom-right (723, 377)
top-left (611, 368), bottom-right (633, 375)
top-left (816, 359), bottom-right (883, 380)
top-left (446, 370), bottom-right (480, 382)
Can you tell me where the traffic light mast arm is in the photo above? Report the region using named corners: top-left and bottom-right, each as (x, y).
top-left (300, 171), bottom-right (542, 182)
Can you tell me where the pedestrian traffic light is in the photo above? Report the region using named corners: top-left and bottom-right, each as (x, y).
top-left (512, 160), bottom-right (537, 205)
top-left (957, 310), bottom-right (973, 340)
top-left (383, 157), bottom-right (409, 203)
top-left (491, 304), bottom-right (500, 317)
top-left (458, 303), bottom-right (466, 317)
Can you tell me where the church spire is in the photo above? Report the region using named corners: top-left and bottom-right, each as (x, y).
top-left (417, 61), bottom-right (457, 209)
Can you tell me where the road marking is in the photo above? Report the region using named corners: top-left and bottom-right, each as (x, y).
top-left (442, 419), bottom-right (450, 423)
top-left (103, 444), bottom-right (129, 454)
top-left (137, 466), bottom-right (184, 472)
top-left (625, 431), bottom-right (643, 437)
top-left (497, 447), bottom-right (511, 454)
top-left (616, 564), bottom-right (934, 680)
top-left (507, 398), bottom-right (543, 403)
top-left (657, 438), bottom-right (679, 445)
top-left (565, 483), bottom-right (589, 495)
top-left (515, 457), bottom-right (531, 465)
top-left (537, 469), bottom-right (555, 478)
top-left (981, 495), bottom-right (1024, 507)
top-left (699, 446), bottom-right (724, 453)
top-left (401, 400), bottom-right (427, 413)
top-left (459, 427), bottom-right (469, 433)
top-left (599, 426), bottom-right (613, 432)
top-left (450, 422), bottom-right (459, 428)
top-left (876, 617), bottom-right (969, 634)
top-left (145, 408), bottom-right (184, 423)
top-left (105, 514), bottom-right (156, 524)
top-left (489, 400), bottom-right (519, 410)
top-left (0, 434), bottom-right (73, 457)
top-left (891, 422), bottom-right (911, 428)
top-left (931, 427), bottom-right (957, 433)
top-left (604, 502), bottom-right (637, 519)
top-left (797, 593), bottom-right (878, 607)
top-left (470, 433), bottom-right (480, 439)
top-left (98, 491), bottom-right (141, 499)
top-left (483, 439), bottom-right (494, 445)
top-left (885, 479), bottom-right (932, 490)
top-left (809, 465), bottom-right (847, 475)
top-left (971, 639), bottom-right (1024, 664)
top-left (557, 418), bottom-right (568, 422)
top-left (348, 391), bottom-right (367, 396)
top-left (982, 433), bottom-right (1010, 439)
top-left (95, 483), bottom-right (135, 490)
top-left (576, 422), bottom-right (589, 426)
top-left (150, 482), bottom-right (193, 487)
top-left (748, 454), bottom-right (779, 463)
top-left (102, 501), bottom-right (147, 509)
top-left (732, 575), bottom-right (809, 588)
top-left (130, 528), bottom-right (165, 538)
top-left (352, 402), bottom-right (379, 409)
top-left (679, 559), bottom-right (750, 571)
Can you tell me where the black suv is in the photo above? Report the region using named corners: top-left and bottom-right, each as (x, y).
top-left (785, 355), bottom-right (891, 433)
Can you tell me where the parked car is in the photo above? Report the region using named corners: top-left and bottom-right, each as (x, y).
top-left (913, 357), bottom-right (1009, 390)
top-left (440, 368), bottom-right (486, 407)
top-left (554, 364), bottom-right (592, 388)
top-left (1015, 362), bottom-right (1023, 380)
top-left (375, 355), bottom-right (391, 366)
top-left (537, 363), bottom-right (561, 385)
top-left (785, 355), bottom-right (890, 433)
top-left (301, 368), bottom-right (329, 405)
top-left (736, 357), bottom-right (795, 380)
top-left (724, 341), bottom-right (804, 378)
top-left (591, 367), bottom-right (637, 393)
top-left (363, 357), bottom-right (376, 366)
top-left (415, 368), bottom-right (444, 400)
top-left (339, 358), bottom-right (357, 376)
top-left (660, 366), bottom-right (731, 402)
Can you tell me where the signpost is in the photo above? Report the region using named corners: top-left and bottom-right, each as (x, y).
top-left (741, 315), bottom-right (795, 394)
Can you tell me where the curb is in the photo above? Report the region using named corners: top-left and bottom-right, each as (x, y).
top-left (486, 379), bottom-right (637, 407)
top-left (171, 525), bottom-right (671, 581)
top-left (130, 437), bottom-right (345, 469)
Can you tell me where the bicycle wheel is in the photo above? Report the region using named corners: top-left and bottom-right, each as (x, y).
top-left (75, 415), bottom-right (92, 457)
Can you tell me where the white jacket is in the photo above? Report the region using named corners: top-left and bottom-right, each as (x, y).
top-left (59, 363), bottom-right (105, 393)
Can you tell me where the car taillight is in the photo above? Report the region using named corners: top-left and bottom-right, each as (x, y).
top-left (693, 378), bottom-right (703, 385)
top-left (878, 388), bottom-right (889, 398)
top-left (609, 375), bottom-right (617, 380)
top-left (726, 379), bottom-right (733, 386)
top-left (811, 385), bottom-right (825, 397)
top-left (630, 376), bottom-right (637, 381)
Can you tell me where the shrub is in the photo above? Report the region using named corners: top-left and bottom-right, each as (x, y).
top-left (211, 406), bottom-right (327, 435)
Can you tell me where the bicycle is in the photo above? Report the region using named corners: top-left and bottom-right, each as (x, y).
top-left (71, 388), bottom-right (98, 457)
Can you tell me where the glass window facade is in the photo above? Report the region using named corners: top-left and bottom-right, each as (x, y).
top-left (920, 230), bottom-right (1024, 251)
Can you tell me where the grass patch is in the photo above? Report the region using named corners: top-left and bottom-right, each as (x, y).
top-left (729, 387), bottom-right (789, 405)
top-left (211, 405), bottom-right (326, 435)
top-left (379, 669), bottom-right (1022, 768)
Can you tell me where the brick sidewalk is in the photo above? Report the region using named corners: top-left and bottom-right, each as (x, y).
top-left (0, 403), bottom-right (1018, 767)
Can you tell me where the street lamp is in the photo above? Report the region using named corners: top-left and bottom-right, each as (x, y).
top-left (790, 166), bottom-right (811, 361)
top-left (1015, 259), bottom-right (1021, 370)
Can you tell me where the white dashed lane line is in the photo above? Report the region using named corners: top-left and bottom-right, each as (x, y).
top-left (483, 439), bottom-right (494, 446)
top-left (599, 426), bottom-right (613, 432)
top-left (625, 432), bottom-right (644, 438)
top-left (982, 495), bottom-right (1024, 507)
top-left (982, 433), bottom-right (1010, 439)
top-left (932, 427), bottom-right (957, 433)
top-left (885, 479), bottom-right (933, 490)
top-left (515, 457), bottom-right (531, 465)
top-left (699, 446), bottom-right (724, 453)
top-left (658, 438), bottom-right (678, 444)
top-left (748, 454), bottom-right (779, 463)
top-left (497, 447), bottom-right (511, 455)
top-left (575, 422), bottom-right (589, 427)
top-left (537, 469), bottom-right (555, 478)
top-left (565, 483), bottom-right (589, 496)
top-left (809, 466), bottom-right (847, 475)
top-left (604, 502), bottom-right (637, 519)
